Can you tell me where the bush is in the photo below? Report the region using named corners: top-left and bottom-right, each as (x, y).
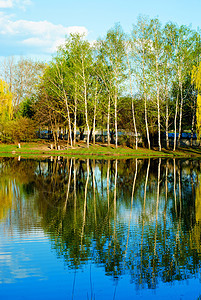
top-left (118, 134), bottom-right (132, 147)
top-left (0, 117), bottom-right (37, 143)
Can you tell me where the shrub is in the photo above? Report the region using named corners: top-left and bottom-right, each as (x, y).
top-left (0, 117), bottom-right (37, 143)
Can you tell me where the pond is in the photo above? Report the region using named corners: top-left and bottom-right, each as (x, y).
top-left (0, 157), bottom-right (201, 300)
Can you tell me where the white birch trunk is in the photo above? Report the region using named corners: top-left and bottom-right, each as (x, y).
top-left (178, 67), bottom-right (183, 147)
top-left (156, 56), bottom-right (161, 151)
top-left (114, 93), bottom-right (118, 149)
top-left (82, 57), bottom-right (90, 148)
top-left (142, 49), bottom-right (150, 149)
top-left (74, 88), bottom-right (77, 147)
top-left (63, 90), bottom-right (73, 147)
top-left (107, 96), bottom-right (111, 147)
top-left (126, 49), bottom-right (138, 149)
top-left (165, 84), bottom-right (169, 149)
top-left (55, 62), bottom-right (73, 147)
top-left (93, 84), bottom-right (98, 145)
top-left (173, 94), bottom-right (179, 151)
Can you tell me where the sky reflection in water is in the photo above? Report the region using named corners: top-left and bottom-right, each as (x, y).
top-left (0, 157), bottom-right (200, 300)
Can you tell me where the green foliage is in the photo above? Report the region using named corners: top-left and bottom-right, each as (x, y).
top-left (17, 98), bottom-right (35, 119)
top-left (192, 62), bottom-right (201, 140)
top-left (0, 117), bottom-right (36, 143)
top-left (0, 79), bottom-right (13, 121)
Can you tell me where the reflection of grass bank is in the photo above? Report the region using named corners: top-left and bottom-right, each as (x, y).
top-left (0, 141), bottom-right (201, 158)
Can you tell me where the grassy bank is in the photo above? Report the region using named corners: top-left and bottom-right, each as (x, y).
top-left (0, 141), bottom-right (201, 159)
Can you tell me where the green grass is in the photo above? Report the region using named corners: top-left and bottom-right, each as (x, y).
top-left (0, 142), bottom-right (201, 159)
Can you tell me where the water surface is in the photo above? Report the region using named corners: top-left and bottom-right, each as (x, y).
top-left (0, 157), bottom-right (201, 299)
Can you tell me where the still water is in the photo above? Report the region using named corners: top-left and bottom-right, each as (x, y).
top-left (0, 157), bottom-right (201, 300)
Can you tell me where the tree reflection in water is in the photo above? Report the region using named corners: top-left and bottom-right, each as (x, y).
top-left (0, 157), bottom-right (201, 290)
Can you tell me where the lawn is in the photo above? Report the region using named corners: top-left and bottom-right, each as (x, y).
top-left (0, 141), bottom-right (201, 159)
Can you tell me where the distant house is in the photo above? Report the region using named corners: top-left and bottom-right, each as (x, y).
top-left (168, 132), bottom-right (199, 146)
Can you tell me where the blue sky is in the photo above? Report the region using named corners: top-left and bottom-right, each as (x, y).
top-left (0, 0), bottom-right (200, 61)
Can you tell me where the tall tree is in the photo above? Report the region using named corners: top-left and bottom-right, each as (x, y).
top-left (125, 39), bottom-right (138, 149)
top-left (99, 24), bottom-right (126, 148)
top-left (163, 23), bottom-right (176, 149)
top-left (131, 17), bottom-right (152, 149)
top-left (192, 62), bottom-right (201, 142)
top-left (0, 57), bottom-right (45, 113)
top-left (0, 79), bottom-right (13, 121)
top-left (149, 18), bottom-right (163, 151)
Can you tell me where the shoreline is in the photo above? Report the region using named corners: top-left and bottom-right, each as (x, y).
top-left (0, 141), bottom-right (201, 159)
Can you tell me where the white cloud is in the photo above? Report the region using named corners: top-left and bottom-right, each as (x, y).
top-left (0, 13), bottom-right (88, 55)
top-left (0, 19), bottom-right (88, 37)
top-left (49, 37), bottom-right (66, 53)
top-left (67, 26), bottom-right (88, 35)
top-left (0, 0), bottom-right (13, 8)
top-left (22, 37), bottom-right (51, 47)
top-left (0, 0), bottom-right (31, 9)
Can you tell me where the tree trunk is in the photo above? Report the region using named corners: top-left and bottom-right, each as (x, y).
top-left (63, 90), bottom-right (73, 147)
top-left (143, 49), bottom-right (150, 149)
top-left (100, 128), bottom-right (103, 143)
top-left (54, 62), bottom-right (73, 147)
top-left (178, 68), bottom-right (183, 147)
top-left (144, 98), bottom-right (150, 149)
top-left (114, 93), bottom-right (118, 148)
top-left (53, 131), bottom-right (57, 149)
top-left (50, 115), bottom-right (57, 149)
top-left (79, 128), bottom-right (84, 141)
top-left (107, 96), bottom-right (111, 147)
top-left (191, 100), bottom-right (196, 147)
top-left (82, 65), bottom-right (90, 148)
top-left (165, 85), bottom-right (169, 149)
top-left (126, 48), bottom-right (138, 149)
top-left (173, 94), bottom-right (179, 151)
top-left (93, 88), bottom-right (97, 145)
top-left (156, 56), bottom-right (161, 151)
top-left (74, 95), bottom-right (77, 147)
top-left (89, 128), bottom-right (93, 143)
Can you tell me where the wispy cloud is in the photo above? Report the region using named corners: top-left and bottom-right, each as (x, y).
top-left (0, 0), bottom-right (32, 9)
top-left (0, 0), bottom-right (13, 8)
top-left (0, 13), bottom-right (88, 56)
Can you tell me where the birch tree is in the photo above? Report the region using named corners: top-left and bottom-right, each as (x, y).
top-left (163, 23), bottom-right (176, 149)
top-left (131, 17), bottom-right (152, 149)
top-left (41, 59), bottom-right (73, 147)
top-left (59, 35), bottom-right (82, 146)
top-left (99, 24), bottom-right (126, 148)
top-left (96, 44), bottom-right (115, 146)
top-left (149, 18), bottom-right (163, 151)
top-left (62, 34), bottom-right (94, 148)
top-left (125, 39), bottom-right (138, 149)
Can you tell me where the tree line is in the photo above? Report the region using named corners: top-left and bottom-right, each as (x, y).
top-left (1, 16), bottom-right (201, 150)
